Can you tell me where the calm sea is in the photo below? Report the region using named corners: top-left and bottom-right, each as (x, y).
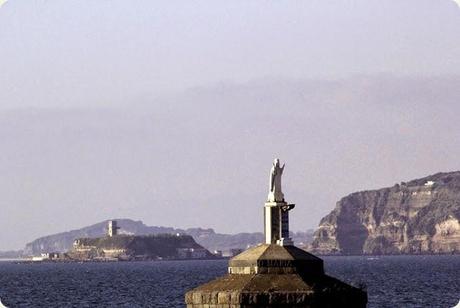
top-left (0, 255), bottom-right (458, 307)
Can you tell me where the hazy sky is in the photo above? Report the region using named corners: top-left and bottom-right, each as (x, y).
top-left (1, 1), bottom-right (460, 250)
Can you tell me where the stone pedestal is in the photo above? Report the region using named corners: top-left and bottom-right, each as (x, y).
top-left (185, 244), bottom-right (367, 307)
top-left (264, 202), bottom-right (294, 246)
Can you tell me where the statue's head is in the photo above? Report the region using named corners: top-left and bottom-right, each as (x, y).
top-left (274, 158), bottom-right (280, 166)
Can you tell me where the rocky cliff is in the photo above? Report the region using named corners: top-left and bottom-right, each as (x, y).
top-left (311, 172), bottom-right (460, 255)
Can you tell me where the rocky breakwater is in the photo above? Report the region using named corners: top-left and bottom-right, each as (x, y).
top-left (311, 172), bottom-right (460, 255)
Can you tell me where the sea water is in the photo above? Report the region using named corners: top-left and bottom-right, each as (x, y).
top-left (0, 255), bottom-right (458, 307)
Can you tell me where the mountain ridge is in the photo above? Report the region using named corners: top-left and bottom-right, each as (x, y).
top-left (24, 219), bottom-right (313, 255)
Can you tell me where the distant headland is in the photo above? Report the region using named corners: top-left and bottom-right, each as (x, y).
top-left (23, 220), bottom-right (217, 262)
top-left (310, 171), bottom-right (460, 255)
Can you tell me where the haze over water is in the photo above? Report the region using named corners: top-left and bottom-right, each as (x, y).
top-left (1, 1), bottom-right (460, 250)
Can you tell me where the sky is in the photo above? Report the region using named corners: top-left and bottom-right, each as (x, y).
top-left (0, 1), bottom-right (460, 250)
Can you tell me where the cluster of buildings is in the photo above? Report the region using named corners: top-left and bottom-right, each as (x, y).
top-left (176, 248), bottom-right (208, 259)
top-left (31, 252), bottom-right (62, 262)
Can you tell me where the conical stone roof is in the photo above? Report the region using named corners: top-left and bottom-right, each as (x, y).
top-left (185, 244), bottom-right (367, 307)
top-left (228, 244), bottom-right (323, 275)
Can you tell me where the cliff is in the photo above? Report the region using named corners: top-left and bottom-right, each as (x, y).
top-left (311, 172), bottom-right (460, 255)
top-left (68, 234), bottom-right (212, 260)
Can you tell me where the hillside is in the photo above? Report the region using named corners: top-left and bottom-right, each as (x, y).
top-left (311, 172), bottom-right (460, 255)
top-left (24, 219), bottom-right (177, 255)
top-left (24, 219), bottom-right (313, 255)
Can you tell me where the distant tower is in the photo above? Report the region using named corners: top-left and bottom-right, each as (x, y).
top-left (265, 158), bottom-right (295, 246)
top-left (107, 220), bottom-right (120, 237)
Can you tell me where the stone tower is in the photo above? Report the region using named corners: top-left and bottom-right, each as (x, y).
top-left (107, 220), bottom-right (120, 237)
top-left (185, 159), bottom-right (367, 307)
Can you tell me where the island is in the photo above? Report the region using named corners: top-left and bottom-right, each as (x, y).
top-left (32, 220), bottom-right (216, 262)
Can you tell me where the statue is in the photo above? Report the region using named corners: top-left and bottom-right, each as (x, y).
top-left (268, 158), bottom-right (285, 202)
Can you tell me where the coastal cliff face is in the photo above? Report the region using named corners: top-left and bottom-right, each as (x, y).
top-left (311, 172), bottom-right (460, 255)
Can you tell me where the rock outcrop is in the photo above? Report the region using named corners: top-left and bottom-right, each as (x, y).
top-left (68, 234), bottom-right (212, 261)
top-left (311, 172), bottom-right (460, 255)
